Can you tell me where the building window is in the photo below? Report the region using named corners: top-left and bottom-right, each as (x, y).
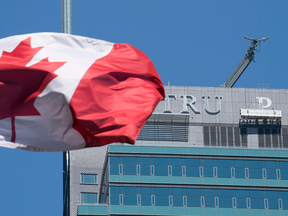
top-left (151, 195), bottom-right (155, 206)
top-left (279, 199), bottom-right (283, 210)
top-left (246, 198), bottom-right (251, 209)
top-left (232, 197), bottom-right (237, 208)
top-left (200, 196), bottom-right (205, 207)
top-left (213, 167), bottom-right (217, 177)
top-left (245, 168), bottom-right (249, 178)
top-left (182, 166), bottom-right (186, 177)
top-left (81, 192), bottom-right (98, 204)
top-left (169, 195), bottom-right (173, 206)
top-left (136, 165), bottom-right (141, 175)
top-left (231, 167), bottom-right (235, 178)
top-left (80, 174), bottom-right (97, 184)
top-left (183, 196), bottom-right (187, 207)
top-left (137, 195), bottom-right (141, 205)
top-left (215, 197), bottom-right (219, 207)
top-left (119, 164), bottom-right (123, 175)
top-left (276, 169), bottom-right (281, 179)
top-left (150, 165), bottom-right (154, 176)
top-left (199, 166), bottom-right (204, 177)
top-left (119, 194), bottom-right (123, 205)
top-left (262, 168), bottom-right (267, 179)
top-left (264, 198), bottom-right (269, 209)
top-left (168, 165), bottom-right (172, 176)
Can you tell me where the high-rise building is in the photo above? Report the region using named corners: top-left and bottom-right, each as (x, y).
top-left (66, 86), bottom-right (288, 216)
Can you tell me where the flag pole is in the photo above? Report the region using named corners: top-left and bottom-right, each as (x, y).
top-left (62, 1), bottom-right (72, 215)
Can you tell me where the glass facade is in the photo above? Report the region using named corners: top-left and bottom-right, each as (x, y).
top-left (71, 86), bottom-right (288, 216)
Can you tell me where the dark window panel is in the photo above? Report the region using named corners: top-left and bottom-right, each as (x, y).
top-left (204, 126), bottom-right (210, 146)
top-left (228, 127), bottom-right (234, 146)
top-left (210, 126), bottom-right (216, 146)
top-left (221, 127), bottom-right (227, 147)
top-left (234, 127), bottom-right (240, 147)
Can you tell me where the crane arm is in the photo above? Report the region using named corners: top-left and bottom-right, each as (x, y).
top-left (221, 36), bottom-right (269, 88)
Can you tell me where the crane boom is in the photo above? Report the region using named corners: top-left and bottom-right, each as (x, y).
top-left (221, 36), bottom-right (269, 88)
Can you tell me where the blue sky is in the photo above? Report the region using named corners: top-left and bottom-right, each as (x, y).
top-left (0, 1), bottom-right (287, 215)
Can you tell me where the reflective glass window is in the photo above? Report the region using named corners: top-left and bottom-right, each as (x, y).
top-left (187, 196), bottom-right (201, 207)
top-left (203, 159), bottom-right (213, 166)
top-left (218, 167), bottom-right (230, 178)
top-left (250, 190), bottom-right (263, 198)
top-left (281, 170), bottom-right (288, 179)
top-left (155, 166), bottom-right (168, 176)
top-left (81, 193), bottom-right (97, 204)
top-left (280, 161), bottom-right (288, 170)
top-left (269, 198), bottom-right (278, 209)
top-left (219, 197), bottom-right (232, 208)
top-left (219, 189), bottom-right (232, 198)
top-left (267, 169), bottom-right (277, 179)
top-left (204, 167), bottom-right (213, 177)
top-left (267, 191), bottom-right (278, 199)
top-left (110, 186), bottom-right (119, 194)
top-left (110, 194), bottom-right (119, 205)
top-left (154, 157), bottom-right (167, 165)
top-left (217, 159), bottom-right (230, 167)
top-left (172, 166), bottom-right (182, 176)
top-left (249, 168), bottom-right (262, 179)
top-left (110, 157), bottom-right (119, 164)
top-left (141, 187), bottom-right (152, 195)
top-left (123, 165), bottom-right (136, 175)
top-left (235, 167), bottom-right (245, 178)
top-left (110, 164), bottom-right (119, 175)
top-left (186, 158), bottom-right (200, 167)
top-left (172, 158), bottom-right (181, 165)
top-left (235, 160), bottom-right (245, 167)
top-left (249, 160), bottom-right (262, 168)
top-left (123, 186), bottom-right (136, 195)
top-left (251, 198), bottom-right (264, 209)
top-left (205, 197), bottom-right (214, 207)
top-left (124, 195), bottom-right (137, 205)
top-left (237, 197), bottom-right (246, 208)
top-left (266, 161), bottom-right (276, 169)
top-left (172, 188), bottom-right (182, 196)
top-left (123, 157), bottom-right (136, 164)
top-left (172, 196), bottom-right (182, 206)
top-left (140, 157), bottom-right (150, 165)
top-left (283, 199), bottom-right (288, 210)
top-left (80, 174), bottom-right (97, 184)
top-left (155, 187), bottom-right (168, 196)
top-left (236, 190), bottom-right (246, 198)
top-left (187, 188), bottom-right (200, 196)
top-left (141, 165), bottom-right (150, 175)
top-left (186, 167), bottom-right (199, 177)
top-left (203, 189), bottom-right (214, 197)
top-left (141, 195), bottom-right (151, 206)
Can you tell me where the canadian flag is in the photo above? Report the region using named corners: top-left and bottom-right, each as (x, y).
top-left (0, 33), bottom-right (165, 151)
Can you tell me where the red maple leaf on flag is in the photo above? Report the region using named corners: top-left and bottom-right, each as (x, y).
top-left (0, 37), bottom-right (66, 142)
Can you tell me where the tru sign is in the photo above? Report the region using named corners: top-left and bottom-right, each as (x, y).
top-left (163, 94), bottom-right (272, 115)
